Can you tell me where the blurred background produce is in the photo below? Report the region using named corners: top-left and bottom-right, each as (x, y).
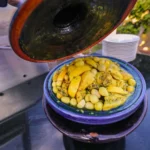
top-left (89, 0), bottom-right (150, 55)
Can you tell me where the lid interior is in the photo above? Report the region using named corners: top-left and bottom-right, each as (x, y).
top-left (10, 0), bottom-right (137, 62)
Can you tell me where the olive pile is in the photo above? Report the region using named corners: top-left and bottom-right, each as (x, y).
top-left (52, 57), bottom-right (136, 111)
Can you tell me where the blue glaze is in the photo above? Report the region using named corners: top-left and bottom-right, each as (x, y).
top-left (44, 54), bottom-right (146, 125)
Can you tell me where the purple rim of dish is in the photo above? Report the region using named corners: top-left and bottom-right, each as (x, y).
top-left (44, 55), bottom-right (146, 125)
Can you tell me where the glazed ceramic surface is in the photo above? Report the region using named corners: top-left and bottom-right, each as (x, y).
top-left (43, 95), bottom-right (147, 143)
top-left (9, 0), bottom-right (137, 62)
top-left (44, 54), bottom-right (146, 125)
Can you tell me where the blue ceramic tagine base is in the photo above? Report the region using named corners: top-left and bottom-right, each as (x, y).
top-left (44, 54), bottom-right (146, 125)
top-left (43, 95), bottom-right (147, 144)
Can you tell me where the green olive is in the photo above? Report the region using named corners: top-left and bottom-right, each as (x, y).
top-left (57, 93), bottom-right (63, 99)
top-left (89, 94), bottom-right (99, 104)
top-left (53, 87), bottom-right (58, 94)
top-left (98, 64), bottom-right (106, 72)
top-left (75, 60), bottom-right (85, 67)
top-left (91, 69), bottom-right (97, 75)
top-left (56, 81), bottom-right (62, 86)
top-left (95, 101), bottom-right (103, 111)
top-left (127, 86), bottom-right (135, 92)
top-left (61, 97), bottom-right (70, 104)
top-left (77, 99), bottom-right (85, 109)
top-left (70, 98), bottom-right (77, 106)
top-left (85, 94), bottom-right (91, 102)
top-left (99, 87), bottom-right (109, 96)
top-left (85, 102), bottom-right (94, 110)
top-left (91, 89), bottom-right (101, 98)
top-left (128, 79), bottom-right (136, 86)
top-left (52, 82), bottom-right (56, 87)
top-left (93, 57), bottom-right (101, 62)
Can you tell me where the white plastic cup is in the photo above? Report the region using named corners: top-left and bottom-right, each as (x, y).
top-left (102, 34), bottom-right (140, 62)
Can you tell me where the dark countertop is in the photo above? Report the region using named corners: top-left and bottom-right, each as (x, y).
top-left (0, 73), bottom-right (47, 123)
top-left (0, 54), bottom-right (150, 150)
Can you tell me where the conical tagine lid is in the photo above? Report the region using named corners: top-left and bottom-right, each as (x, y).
top-left (10, 0), bottom-right (137, 62)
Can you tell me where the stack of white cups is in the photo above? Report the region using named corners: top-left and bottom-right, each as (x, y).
top-left (102, 32), bottom-right (140, 62)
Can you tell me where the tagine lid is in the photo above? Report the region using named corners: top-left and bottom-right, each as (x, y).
top-left (9, 0), bottom-right (137, 62)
